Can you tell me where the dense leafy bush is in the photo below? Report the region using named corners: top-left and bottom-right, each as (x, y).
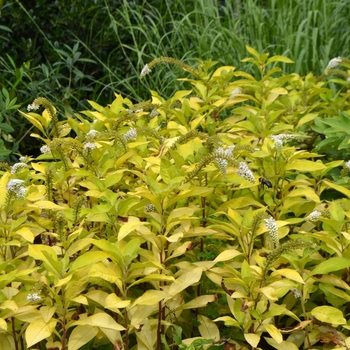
top-left (1, 47), bottom-right (350, 349)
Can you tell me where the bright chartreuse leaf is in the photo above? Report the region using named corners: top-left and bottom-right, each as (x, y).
top-left (311, 306), bottom-right (346, 324)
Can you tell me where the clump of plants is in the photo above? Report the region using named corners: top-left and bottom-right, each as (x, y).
top-left (2, 47), bottom-right (350, 350)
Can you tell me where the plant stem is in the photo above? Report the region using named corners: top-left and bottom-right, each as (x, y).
top-left (157, 301), bottom-right (162, 350)
top-left (61, 303), bottom-right (67, 349)
top-left (11, 317), bottom-right (19, 350)
top-left (300, 285), bottom-right (312, 349)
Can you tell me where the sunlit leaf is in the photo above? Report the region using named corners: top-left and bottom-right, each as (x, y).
top-left (177, 295), bottom-right (217, 310)
top-left (168, 267), bottom-right (202, 296)
top-left (285, 160), bottom-right (325, 171)
top-left (264, 324), bottom-right (283, 344)
top-left (310, 257), bottom-right (350, 276)
top-left (19, 110), bottom-right (45, 133)
top-left (244, 333), bottom-right (260, 348)
top-left (26, 318), bottom-right (57, 347)
top-left (0, 318), bottom-right (7, 331)
top-left (198, 315), bottom-right (219, 341)
top-left (311, 306), bottom-right (346, 325)
top-left (267, 55), bottom-right (294, 64)
top-left (214, 316), bottom-right (240, 328)
top-left (271, 269), bottom-right (304, 284)
top-left (213, 249), bottom-right (242, 262)
top-left (70, 313), bottom-right (125, 331)
top-left (68, 325), bottom-right (98, 350)
top-left (105, 293), bottom-right (131, 311)
top-left (70, 251), bottom-right (111, 272)
top-left (131, 290), bottom-right (169, 307)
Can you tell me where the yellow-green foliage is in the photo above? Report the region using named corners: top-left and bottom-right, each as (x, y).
top-left (2, 47), bottom-right (350, 350)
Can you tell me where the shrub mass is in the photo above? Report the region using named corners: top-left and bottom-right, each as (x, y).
top-left (1, 47), bottom-right (350, 349)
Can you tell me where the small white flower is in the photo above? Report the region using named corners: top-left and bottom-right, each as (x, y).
top-left (7, 179), bottom-right (24, 190)
top-left (215, 158), bottom-right (228, 176)
top-left (273, 139), bottom-right (283, 149)
top-left (145, 204), bottom-right (156, 212)
top-left (271, 134), bottom-right (298, 142)
top-left (86, 130), bottom-right (99, 139)
top-left (27, 103), bottom-right (40, 111)
top-left (230, 87), bottom-right (242, 98)
top-left (237, 162), bottom-right (255, 183)
top-left (345, 160), bottom-right (350, 170)
top-left (6, 179), bottom-right (26, 199)
top-left (291, 288), bottom-right (301, 298)
top-left (10, 162), bottom-right (28, 174)
top-left (123, 128), bottom-right (137, 142)
top-left (326, 57), bottom-right (342, 70)
top-left (271, 134), bottom-right (299, 148)
top-left (150, 109), bottom-right (159, 118)
top-left (135, 109), bottom-right (143, 113)
top-left (27, 293), bottom-right (41, 301)
top-left (140, 64), bottom-right (152, 78)
top-left (17, 187), bottom-right (26, 199)
top-left (215, 146), bottom-right (234, 159)
top-left (306, 210), bottom-right (322, 222)
top-left (19, 156), bottom-right (26, 163)
top-left (214, 147), bottom-right (235, 176)
top-left (264, 216), bottom-right (279, 245)
top-left (83, 142), bottom-right (97, 150)
top-left (40, 145), bottom-right (51, 154)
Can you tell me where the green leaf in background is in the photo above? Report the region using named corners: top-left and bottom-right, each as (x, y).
top-left (0, 123), bottom-right (14, 133)
top-left (310, 257), bottom-right (350, 276)
top-left (160, 158), bottom-right (179, 185)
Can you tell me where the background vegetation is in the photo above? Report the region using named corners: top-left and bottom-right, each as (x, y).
top-left (1, 0), bottom-right (350, 159)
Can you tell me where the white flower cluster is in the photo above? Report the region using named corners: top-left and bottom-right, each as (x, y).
top-left (271, 134), bottom-right (299, 149)
top-left (6, 179), bottom-right (26, 199)
top-left (230, 87), bottom-right (242, 98)
top-left (237, 162), bottom-right (255, 183)
top-left (214, 146), bottom-right (235, 176)
top-left (40, 145), bottom-right (51, 154)
top-left (140, 64), bottom-right (152, 78)
top-left (215, 158), bottom-right (228, 175)
top-left (126, 108), bottom-right (144, 114)
top-left (145, 204), bottom-right (156, 212)
top-left (83, 142), bottom-right (97, 151)
top-left (345, 160), bottom-right (350, 170)
top-left (215, 146), bottom-right (235, 158)
top-left (264, 216), bottom-right (279, 245)
top-left (291, 288), bottom-right (301, 299)
top-left (10, 162), bottom-right (28, 175)
top-left (326, 57), bottom-right (342, 70)
top-left (86, 129), bottom-right (99, 139)
top-left (306, 210), bottom-right (322, 222)
top-left (150, 109), bottom-right (160, 118)
top-left (123, 128), bottom-right (137, 142)
top-left (27, 293), bottom-right (41, 301)
top-left (27, 102), bottom-right (40, 111)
